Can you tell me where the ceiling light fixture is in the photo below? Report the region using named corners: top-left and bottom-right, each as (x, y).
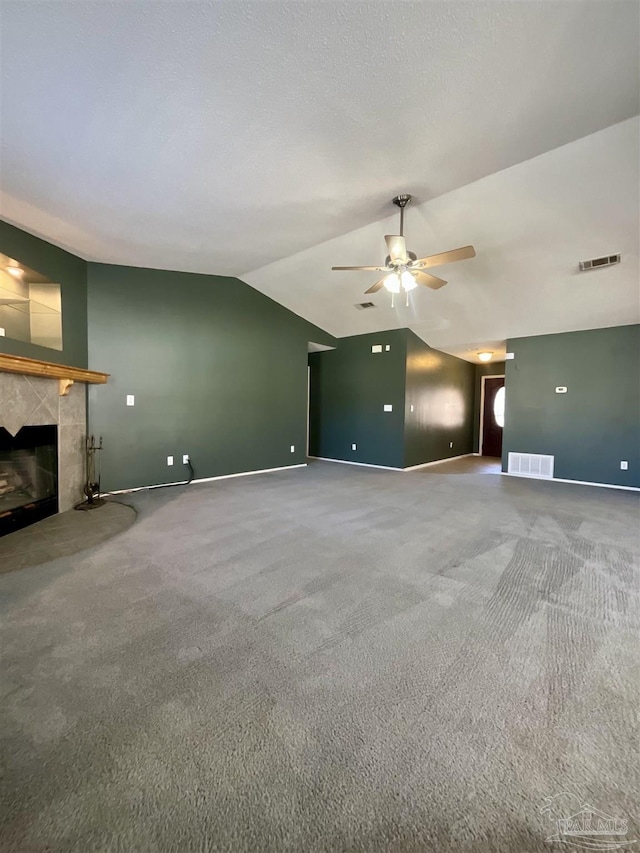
top-left (6, 266), bottom-right (24, 278)
top-left (383, 270), bottom-right (418, 294)
top-left (478, 351), bottom-right (493, 362)
top-left (383, 273), bottom-right (401, 293)
top-left (400, 270), bottom-right (417, 291)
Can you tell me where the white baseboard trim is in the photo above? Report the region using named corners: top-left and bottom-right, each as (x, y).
top-left (310, 453), bottom-right (477, 472)
top-left (105, 463), bottom-right (308, 495)
top-left (308, 456), bottom-right (403, 471)
top-left (403, 453), bottom-right (474, 471)
top-left (501, 472), bottom-right (639, 493)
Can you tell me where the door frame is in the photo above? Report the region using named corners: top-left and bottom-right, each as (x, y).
top-left (479, 374), bottom-right (505, 457)
top-left (306, 365), bottom-right (310, 456)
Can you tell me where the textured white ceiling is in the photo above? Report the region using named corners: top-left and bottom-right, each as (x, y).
top-left (1, 0), bottom-right (639, 281)
top-left (245, 119), bottom-right (640, 360)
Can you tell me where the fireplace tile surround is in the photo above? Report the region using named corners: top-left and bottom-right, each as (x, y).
top-left (0, 372), bottom-right (86, 513)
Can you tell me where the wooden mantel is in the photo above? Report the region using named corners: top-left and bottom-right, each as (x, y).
top-left (0, 353), bottom-right (109, 396)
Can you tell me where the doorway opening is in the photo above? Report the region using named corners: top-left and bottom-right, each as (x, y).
top-left (479, 375), bottom-right (505, 459)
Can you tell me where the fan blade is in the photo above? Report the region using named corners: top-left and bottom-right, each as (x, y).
top-left (414, 272), bottom-right (447, 290)
top-left (385, 235), bottom-right (408, 263)
top-left (364, 277), bottom-right (387, 294)
top-left (411, 245), bottom-right (476, 269)
top-left (332, 265), bottom-right (387, 271)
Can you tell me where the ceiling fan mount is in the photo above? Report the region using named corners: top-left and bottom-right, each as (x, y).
top-left (392, 193), bottom-right (412, 209)
top-left (332, 194), bottom-right (476, 303)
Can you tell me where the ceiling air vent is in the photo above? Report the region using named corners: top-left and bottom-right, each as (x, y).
top-left (354, 302), bottom-right (377, 310)
top-left (579, 254), bottom-right (620, 272)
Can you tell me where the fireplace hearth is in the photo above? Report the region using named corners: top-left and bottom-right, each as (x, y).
top-left (0, 425), bottom-right (58, 536)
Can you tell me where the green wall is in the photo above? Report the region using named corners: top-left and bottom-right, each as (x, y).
top-left (0, 220), bottom-right (88, 367)
top-left (503, 325), bottom-right (639, 487)
top-left (473, 361), bottom-right (506, 452)
top-left (309, 329), bottom-right (476, 470)
top-left (87, 264), bottom-right (334, 491)
top-left (309, 330), bottom-right (407, 468)
top-left (404, 331), bottom-right (475, 468)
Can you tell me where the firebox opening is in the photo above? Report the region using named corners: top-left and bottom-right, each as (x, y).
top-left (0, 425), bottom-right (58, 536)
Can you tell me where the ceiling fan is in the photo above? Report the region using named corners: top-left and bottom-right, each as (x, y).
top-left (332, 194), bottom-right (476, 305)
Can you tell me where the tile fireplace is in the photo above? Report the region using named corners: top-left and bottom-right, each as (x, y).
top-left (0, 354), bottom-right (108, 535)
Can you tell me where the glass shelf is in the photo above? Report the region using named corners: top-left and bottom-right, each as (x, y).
top-left (0, 286), bottom-right (61, 315)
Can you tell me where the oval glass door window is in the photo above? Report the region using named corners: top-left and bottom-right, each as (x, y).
top-left (493, 386), bottom-right (505, 428)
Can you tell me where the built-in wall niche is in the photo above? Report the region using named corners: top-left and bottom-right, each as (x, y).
top-left (0, 254), bottom-right (63, 351)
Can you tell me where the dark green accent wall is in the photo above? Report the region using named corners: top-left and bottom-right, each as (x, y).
top-left (87, 263), bottom-right (334, 491)
top-left (503, 325), bottom-right (640, 488)
top-left (0, 220), bottom-right (88, 367)
top-left (308, 330), bottom-right (408, 468)
top-left (404, 331), bottom-right (475, 468)
top-left (309, 329), bottom-right (476, 470)
top-left (473, 361), bottom-right (506, 452)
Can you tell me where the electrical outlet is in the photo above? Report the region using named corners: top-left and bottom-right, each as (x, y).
top-left (620, 461), bottom-right (628, 470)
top-left (385, 345), bottom-right (390, 352)
top-left (351, 443), bottom-right (357, 451)
top-left (126, 394), bottom-right (135, 406)
top-left (183, 454), bottom-right (189, 464)
top-left (449, 442), bottom-right (453, 448)
top-left (167, 456), bottom-right (174, 466)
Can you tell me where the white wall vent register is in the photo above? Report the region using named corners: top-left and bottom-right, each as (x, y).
top-left (508, 452), bottom-right (554, 479)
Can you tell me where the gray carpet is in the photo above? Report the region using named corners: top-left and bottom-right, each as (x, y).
top-left (1, 461), bottom-right (638, 852)
top-left (0, 500), bottom-right (136, 574)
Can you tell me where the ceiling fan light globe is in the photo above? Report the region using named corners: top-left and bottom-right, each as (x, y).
top-left (400, 270), bottom-right (417, 291)
top-left (383, 273), bottom-right (401, 293)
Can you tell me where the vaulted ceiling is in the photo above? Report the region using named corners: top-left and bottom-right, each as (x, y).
top-left (1, 1), bottom-right (638, 359)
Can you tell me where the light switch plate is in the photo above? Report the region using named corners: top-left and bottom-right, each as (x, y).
top-left (0, 327), bottom-right (5, 337)
top-left (126, 394), bottom-right (135, 406)
top-left (555, 386), bottom-right (567, 394)
top-left (383, 404), bottom-right (393, 412)
top-left (505, 352), bottom-right (515, 360)
top-left (351, 443), bottom-right (357, 451)
top-left (290, 445), bottom-right (295, 453)
top-left (621, 461), bottom-right (628, 470)
top-left (385, 345), bottom-right (390, 351)
top-left (371, 344), bottom-right (382, 353)
top-left (410, 404), bottom-right (414, 412)
top-left (167, 456), bottom-right (174, 466)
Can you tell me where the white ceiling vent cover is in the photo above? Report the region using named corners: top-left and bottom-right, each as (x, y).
top-left (508, 452), bottom-right (554, 479)
top-left (578, 254), bottom-right (620, 271)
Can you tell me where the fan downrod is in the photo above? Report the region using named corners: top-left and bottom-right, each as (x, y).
top-left (392, 194), bottom-right (412, 236)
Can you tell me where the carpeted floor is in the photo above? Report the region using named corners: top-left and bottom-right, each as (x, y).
top-left (412, 455), bottom-right (502, 475)
top-left (1, 461), bottom-right (638, 852)
top-left (0, 500), bottom-right (136, 574)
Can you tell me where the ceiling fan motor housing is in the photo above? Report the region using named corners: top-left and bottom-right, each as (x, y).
top-left (385, 251), bottom-right (417, 266)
